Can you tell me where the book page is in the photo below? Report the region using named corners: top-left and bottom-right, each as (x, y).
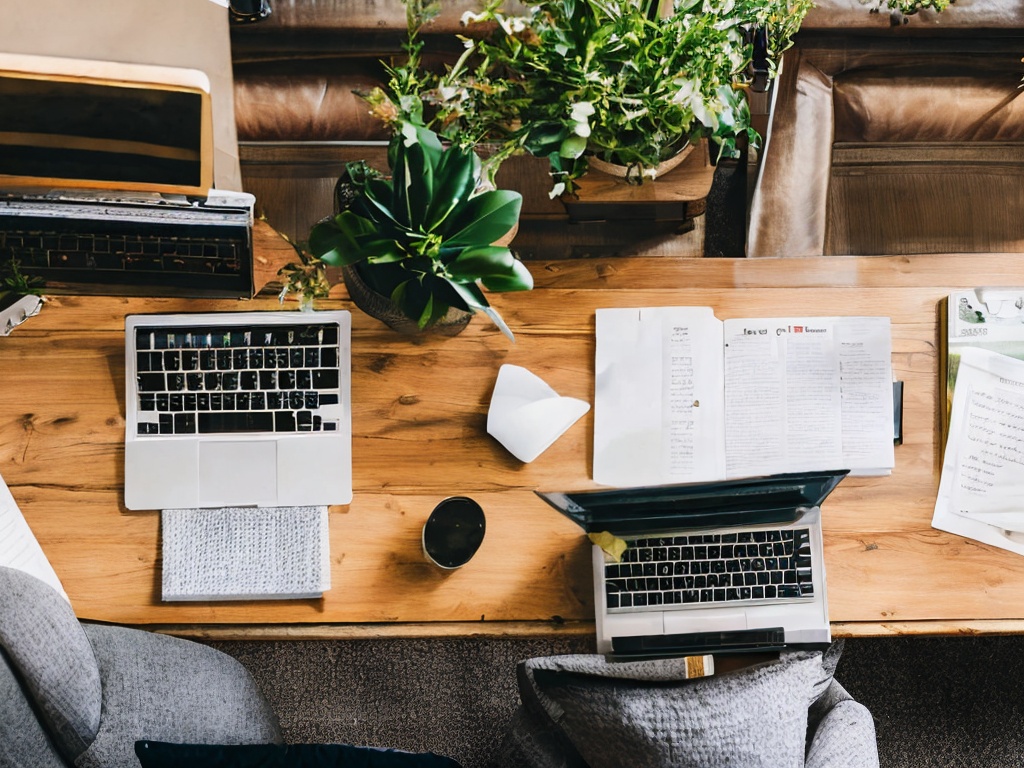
top-left (723, 318), bottom-right (843, 478)
top-left (837, 317), bottom-right (895, 474)
top-left (935, 347), bottom-right (1024, 536)
top-left (594, 306), bottom-right (726, 486)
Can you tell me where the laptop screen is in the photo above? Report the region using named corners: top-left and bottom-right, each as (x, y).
top-left (537, 470), bottom-right (849, 536)
top-left (0, 52), bottom-right (213, 196)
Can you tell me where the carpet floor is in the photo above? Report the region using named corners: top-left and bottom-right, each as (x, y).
top-left (212, 634), bottom-right (1024, 767)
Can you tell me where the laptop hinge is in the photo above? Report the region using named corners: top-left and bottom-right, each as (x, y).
top-left (610, 627), bottom-right (787, 660)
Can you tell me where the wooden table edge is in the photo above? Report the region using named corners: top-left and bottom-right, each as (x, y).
top-left (111, 619), bottom-right (1024, 642)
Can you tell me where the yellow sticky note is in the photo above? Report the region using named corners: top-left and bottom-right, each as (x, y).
top-left (588, 531), bottom-right (627, 563)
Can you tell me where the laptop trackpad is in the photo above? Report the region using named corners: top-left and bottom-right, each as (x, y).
top-left (198, 441), bottom-right (277, 507)
top-left (664, 613), bottom-right (747, 635)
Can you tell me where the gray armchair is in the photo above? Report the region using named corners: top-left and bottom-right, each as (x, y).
top-left (494, 644), bottom-right (879, 768)
top-left (0, 566), bottom-right (281, 768)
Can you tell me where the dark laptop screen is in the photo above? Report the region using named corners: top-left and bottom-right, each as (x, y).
top-left (537, 470), bottom-right (849, 536)
top-left (0, 75), bottom-right (204, 189)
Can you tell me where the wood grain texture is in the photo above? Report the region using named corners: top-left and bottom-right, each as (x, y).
top-left (5, 236), bottom-right (1024, 637)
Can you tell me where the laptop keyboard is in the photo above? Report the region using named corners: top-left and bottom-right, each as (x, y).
top-left (604, 528), bottom-right (815, 611)
top-left (0, 213), bottom-right (252, 297)
top-left (133, 322), bottom-right (343, 436)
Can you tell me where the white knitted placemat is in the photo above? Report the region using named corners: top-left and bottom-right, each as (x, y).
top-left (161, 506), bottom-right (330, 601)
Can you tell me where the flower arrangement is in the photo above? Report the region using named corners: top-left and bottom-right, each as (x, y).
top-left (420, 0), bottom-right (812, 195)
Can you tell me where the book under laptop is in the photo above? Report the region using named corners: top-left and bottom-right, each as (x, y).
top-left (0, 52), bottom-right (254, 298)
top-left (124, 310), bottom-right (352, 511)
top-left (538, 470), bottom-right (848, 658)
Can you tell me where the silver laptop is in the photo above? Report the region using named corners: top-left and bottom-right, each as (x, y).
top-left (538, 470), bottom-right (847, 658)
top-left (124, 310), bottom-right (352, 510)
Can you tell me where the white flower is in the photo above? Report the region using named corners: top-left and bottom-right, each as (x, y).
top-left (460, 10), bottom-right (487, 25)
top-left (497, 14), bottom-right (530, 36)
top-left (671, 77), bottom-right (714, 129)
top-left (570, 101), bottom-right (596, 121)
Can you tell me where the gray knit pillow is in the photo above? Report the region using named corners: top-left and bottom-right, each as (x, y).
top-left (0, 566), bottom-right (102, 762)
top-left (75, 624), bottom-right (281, 768)
top-left (0, 649), bottom-right (68, 768)
top-left (521, 651), bottom-right (823, 768)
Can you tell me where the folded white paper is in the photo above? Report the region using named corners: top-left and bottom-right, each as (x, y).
top-left (487, 364), bottom-right (590, 463)
top-left (0, 470), bottom-right (68, 601)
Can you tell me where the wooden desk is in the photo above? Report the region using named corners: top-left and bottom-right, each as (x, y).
top-left (5, 235), bottom-right (1024, 640)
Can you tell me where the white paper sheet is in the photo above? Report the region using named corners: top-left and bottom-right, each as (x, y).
top-left (0, 471), bottom-right (68, 601)
top-left (934, 347), bottom-right (1024, 544)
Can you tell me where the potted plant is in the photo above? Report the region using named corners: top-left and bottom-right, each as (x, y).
top-left (436, 0), bottom-right (814, 197)
top-left (304, 121), bottom-right (533, 340)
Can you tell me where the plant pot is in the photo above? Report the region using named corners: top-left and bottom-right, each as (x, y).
top-left (561, 139), bottom-right (716, 224)
top-left (341, 265), bottom-right (473, 336)
top-left (587, 141), bottom-right (696, 183)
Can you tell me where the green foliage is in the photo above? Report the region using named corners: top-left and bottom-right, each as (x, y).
top-left (0, 259), bottom-right (45, 310)
top-left (361, 0), bottom-right (813, 193)
top-left (863, 0), bottom-right (953, 15)
top-left (307, 123), bottom-right (531, 338)
top-left (444, 0), bottom-right (814, 195)
top-left (277, 237), bottom-right (331, 311)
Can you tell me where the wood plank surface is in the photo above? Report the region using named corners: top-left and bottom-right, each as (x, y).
top-left (5, 235), bottom-right (1024, 637)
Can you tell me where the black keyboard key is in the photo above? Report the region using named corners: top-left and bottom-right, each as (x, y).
top-left (137, 373), bottom-right (165, 392)
top-left (312, 369), bottom-right (339, 390)
top-left (274, 410), bottom-right (297, 432)
top-left (241, 371), bottom-right (259, 390)
top-left (186, 373), bottom-right (204, 391)
top-left (198, 411), bottom-right (274, 433)
top-left (174, 413), bottom-right (196, 434)
top-left (297, 370), bottom-right (312, 390)
top-left (278, 370), bottom-right (296, 390)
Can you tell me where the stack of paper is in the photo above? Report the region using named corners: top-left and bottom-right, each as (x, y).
top-left (161, 506), bottom-right (330, 601)
top-left (933, 347), bottom-right (1024, 556)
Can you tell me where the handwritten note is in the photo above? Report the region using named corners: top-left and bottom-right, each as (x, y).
top-left (937, 349), bottom-right (1024, 533)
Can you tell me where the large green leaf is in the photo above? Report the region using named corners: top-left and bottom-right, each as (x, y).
top-left (307, 212), bottom-right (375, 266)
top-left (443, 190), bottom-right (522, 247)
top-left (422, 145), bottom-right (480, 232)
top-left (445, 279), bottom-right (515, 342)
top-left (447, 246), bottom-right (533, 293)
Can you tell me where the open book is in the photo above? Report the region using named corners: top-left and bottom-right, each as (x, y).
top-left (594, 307), bottom-right (894, 487)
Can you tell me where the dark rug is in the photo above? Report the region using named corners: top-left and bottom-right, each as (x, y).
top-left (212, 634), bottom-right (1024, 768)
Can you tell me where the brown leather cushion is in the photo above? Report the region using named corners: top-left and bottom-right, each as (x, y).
top-left (233, 60), bottom-right (390, 142)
